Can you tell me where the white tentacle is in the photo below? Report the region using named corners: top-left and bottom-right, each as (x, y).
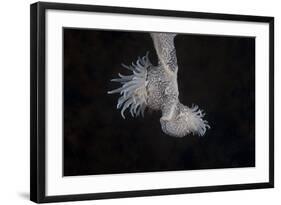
top-left (108, 52), bottom-right (150, 119)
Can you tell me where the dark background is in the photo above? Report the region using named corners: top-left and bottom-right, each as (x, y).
top-left (63, 28), bottom-right (255, 176)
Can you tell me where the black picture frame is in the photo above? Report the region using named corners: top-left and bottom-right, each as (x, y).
top-left (30, 2), bottom-right (274, 203)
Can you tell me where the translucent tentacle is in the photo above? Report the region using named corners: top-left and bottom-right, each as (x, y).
top-left (186, 104), bottom-right (210, 137)
top-left (108, 52), bottom-right (151, 118)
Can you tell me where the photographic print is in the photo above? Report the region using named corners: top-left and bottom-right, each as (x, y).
top-left (31, 2), bottom-right (273, 203)
top-left (63, 28), bottom-right (255, 176)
